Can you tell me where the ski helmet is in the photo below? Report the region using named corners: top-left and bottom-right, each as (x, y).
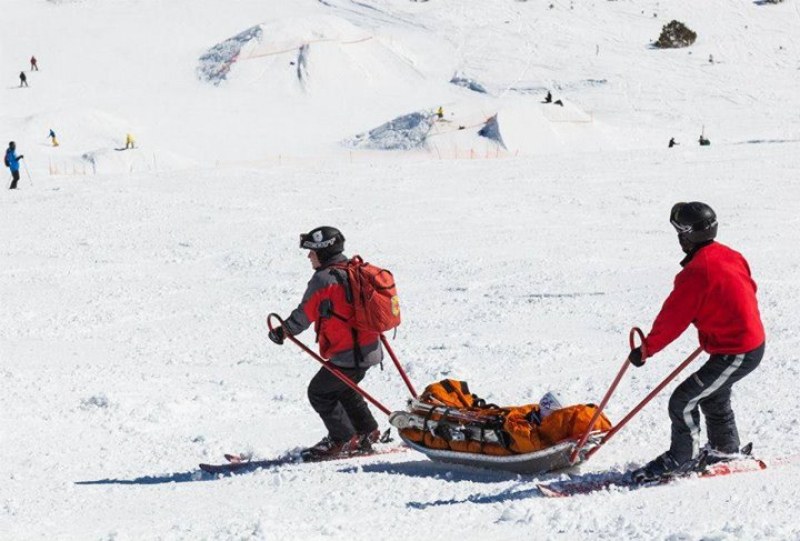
top-left (670, 202), bottom-right (718, 253)
top-left (299, 226), bottom-right (345, 262)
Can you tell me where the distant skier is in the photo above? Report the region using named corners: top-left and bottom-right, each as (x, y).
top-left (48, 129), bottom-right (59, 147)
top-left (543, 90), bottom-right (553, 104)
top-left (668, 137), bottom-right (678, 148)
top-left (124, 133), bottom-right (136, 149)
top-left (5, 141), bottom-right (24, 190)
top-left (699, 135), bottom-right (711, 146)
top-left (435, 106), bottom-right (444, 120)
top-left (19, 71), bottom-right (28, 87)
top-left (30, 56), bottom-right (39, 71)
top-left (627, 202), bottom-right (765, 482)
top-left (267, 227), bottom-right (382, 459)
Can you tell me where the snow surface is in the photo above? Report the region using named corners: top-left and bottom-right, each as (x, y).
top-left (2, 0), bottom-right (800, 539)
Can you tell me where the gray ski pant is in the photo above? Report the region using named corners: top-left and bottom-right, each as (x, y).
top-left (668, 342), bottom-right (764, 463)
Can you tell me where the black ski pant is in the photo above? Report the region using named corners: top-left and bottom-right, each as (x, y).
top-left (308, 365), bottom-right (379, 443)
top-left (9, 170), bottom-right (20, 189)
top-left (668, 342), bottom-right (764, 463)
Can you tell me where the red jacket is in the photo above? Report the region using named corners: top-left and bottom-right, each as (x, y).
top-left (644, 242), bottom-right (765, 357)
top-left (283, 254), bottom-right (382, 368)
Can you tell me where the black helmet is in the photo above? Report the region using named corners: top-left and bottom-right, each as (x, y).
top-left (8, 141), bottom-right (15, 148)
top-left (299, 226), bottom-right (345, 262)
top-left (670, 202), bottom-right (718, 253)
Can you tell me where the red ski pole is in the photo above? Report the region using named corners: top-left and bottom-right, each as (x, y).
top-left (583, 344), bottom-right (704, 461)
top-left (570, 327), bottom-right (642, 463)
top-left (380, 334), bottom-right (418, 398)
top-left (267, 313), bottom-right (392, 416)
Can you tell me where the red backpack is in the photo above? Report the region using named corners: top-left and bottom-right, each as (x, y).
top-left (333, 256), bottom-right (401, 333)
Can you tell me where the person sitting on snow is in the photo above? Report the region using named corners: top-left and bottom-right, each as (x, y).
top-left (627, 202), bottom-right (765, 482)
top-left (267, 227), bottom-right (382, 459)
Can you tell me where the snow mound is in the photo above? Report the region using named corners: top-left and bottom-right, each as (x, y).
top-left (21, 108), bottom-right (132, 150)
top-left (344, 98), bottom-right (610, 157)
top-left (345, 111), bottom-right (436, 150)
top-left (201, 15), bottom-right (426, 98)
top-left (488, 99), bottom-right (614, 154)
top-left (5, 108), bottom-right (196, 176)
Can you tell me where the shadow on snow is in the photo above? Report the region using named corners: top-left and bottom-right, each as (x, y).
top-left (407, 483), bottom-right (547, 509)
top-left (75, 470), bottom-right (207, 485)
top-left (340, 459), bottom-right (576, 509)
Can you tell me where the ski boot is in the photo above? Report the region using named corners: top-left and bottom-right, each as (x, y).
top-left (301, 434), bottom-right (362, 461)
top-left (358, 429), bottom-right (381, 452)
top-left (630, 451), bottom-right (684, 483)
top-left (697, 442), bottom-right (753, 468)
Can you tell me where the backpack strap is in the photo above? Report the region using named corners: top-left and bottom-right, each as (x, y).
top-left (327, 262), bottom-right (362, 367)
top-left (328, 264), bottom-right (353, 303)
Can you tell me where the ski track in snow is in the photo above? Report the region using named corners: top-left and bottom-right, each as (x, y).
top-left (2, 0), bottom-right (800, 539)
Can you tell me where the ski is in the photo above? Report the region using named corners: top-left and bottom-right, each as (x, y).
top-left (199, 445), bottom-right (406, 475)
top-left (537, 454), bottom-right (781, 497)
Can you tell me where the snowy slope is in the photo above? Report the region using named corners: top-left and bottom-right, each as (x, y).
top-left (2, 0), bottom-right (800, 540)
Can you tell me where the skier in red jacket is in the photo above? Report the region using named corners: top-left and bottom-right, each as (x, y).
top-left (268, 227), bottom-right (382, 460)
top-left (628, 202), bottom-right (765, 482)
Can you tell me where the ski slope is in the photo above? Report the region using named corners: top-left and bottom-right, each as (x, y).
top-left (2, 0), bottom-right (800, 539)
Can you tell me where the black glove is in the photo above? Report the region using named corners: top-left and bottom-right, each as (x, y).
top-left (268, 326), bottom-right (285, 345)
top-left (628, 346), bottom-right (646, 367)
top-left (18, 155), bottom-right (24, 160)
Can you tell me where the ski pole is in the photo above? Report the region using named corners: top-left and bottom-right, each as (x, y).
top-left (23, 160), bottom-right (33, 186)
top-left (380, 334), bottom-right (418, 398)
top-left (570, 327), bottom-right (641, 463)
top-left (584, 344), bottom-right (704, 461)
top-left (267, 313), bottom-right (392, 416)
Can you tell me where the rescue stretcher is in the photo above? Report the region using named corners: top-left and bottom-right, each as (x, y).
top-left (389, 398), bottom-right (609, 474)
top-left (270, 315), bottom-right (702, 476)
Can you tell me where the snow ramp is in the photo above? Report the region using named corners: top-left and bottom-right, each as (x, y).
top-left (488, 99), bottom-right (615, 155)
top-left (200, 15), bottom-right (426, 98)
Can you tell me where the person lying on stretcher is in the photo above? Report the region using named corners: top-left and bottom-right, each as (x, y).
top-left (397, 380), bottom-right (612, 456)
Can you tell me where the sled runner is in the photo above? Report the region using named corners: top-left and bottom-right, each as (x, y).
top-left (399, 429), bottom-right (607, 474)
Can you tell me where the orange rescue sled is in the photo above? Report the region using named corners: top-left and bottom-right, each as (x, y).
top-left (389, 379), bottom-right (612, 474)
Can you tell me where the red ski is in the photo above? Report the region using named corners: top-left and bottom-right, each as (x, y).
top-left (537, 454), bottom-right (797, 498)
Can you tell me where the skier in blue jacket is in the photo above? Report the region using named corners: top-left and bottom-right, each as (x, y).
top-left (5, 141), bottom-right (24, 190)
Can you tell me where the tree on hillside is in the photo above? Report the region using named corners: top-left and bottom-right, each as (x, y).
top-left (654, 20), bottom-right (697, 49)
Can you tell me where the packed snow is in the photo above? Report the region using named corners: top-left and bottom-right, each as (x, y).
top-left (2, 0), bottom-right (800, 539)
